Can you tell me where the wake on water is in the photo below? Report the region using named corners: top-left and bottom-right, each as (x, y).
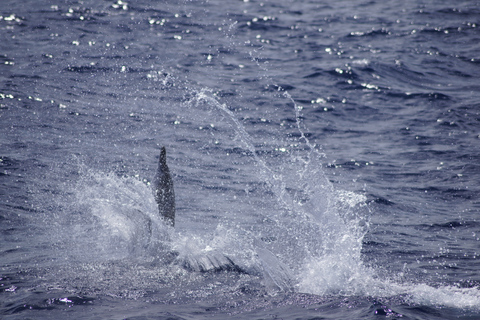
top-left (36, 89), bottom-right (480, 311)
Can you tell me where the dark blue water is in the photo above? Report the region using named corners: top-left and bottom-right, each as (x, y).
top-left (1, 0), bottom-right (480, 319)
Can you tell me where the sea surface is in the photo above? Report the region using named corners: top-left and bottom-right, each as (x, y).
top-left (1, 0), bottom-right (480, 319)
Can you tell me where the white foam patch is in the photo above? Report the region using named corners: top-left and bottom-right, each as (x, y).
top-left (297, 255), bottom-right (480, 309)
top-left (403, 283), bottom-right (480, 309)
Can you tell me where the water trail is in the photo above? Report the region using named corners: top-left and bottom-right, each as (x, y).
top-left (185, 88), bottom-right (370, 292)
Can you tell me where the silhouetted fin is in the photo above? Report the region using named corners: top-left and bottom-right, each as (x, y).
top-left (154, 147), bottom-right (175, 227)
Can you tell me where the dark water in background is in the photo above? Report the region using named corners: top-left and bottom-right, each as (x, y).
top-left (1, 0), bottom-right (480, 319)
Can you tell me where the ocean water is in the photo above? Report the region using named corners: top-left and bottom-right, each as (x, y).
top-left (1, 0), bottom-right (480, 319)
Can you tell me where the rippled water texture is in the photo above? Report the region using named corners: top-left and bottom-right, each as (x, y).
top-left (1, 0), bottom-right (480, 319)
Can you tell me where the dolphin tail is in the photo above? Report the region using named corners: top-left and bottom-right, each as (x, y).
top-left (154, 146), bottom-right (175, 227)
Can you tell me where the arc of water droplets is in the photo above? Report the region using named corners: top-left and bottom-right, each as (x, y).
top-left (191, 89), bottom-right (305, 219)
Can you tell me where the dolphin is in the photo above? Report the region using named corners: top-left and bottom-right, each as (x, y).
top-left (152, 147), bottom-right (242, 272)
top-left (154, 147), bottom-right (175, 227)
top-left (152, 147), bottom-right (294, 291)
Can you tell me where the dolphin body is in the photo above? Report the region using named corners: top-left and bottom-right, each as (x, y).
top-left (153, 147), bottom-right (238, 272)
top-left (153, 147), bottom-right (243, 272)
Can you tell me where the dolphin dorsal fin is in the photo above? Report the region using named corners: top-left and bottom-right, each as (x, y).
top-left (154, 147), bottom-right (175, 227)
